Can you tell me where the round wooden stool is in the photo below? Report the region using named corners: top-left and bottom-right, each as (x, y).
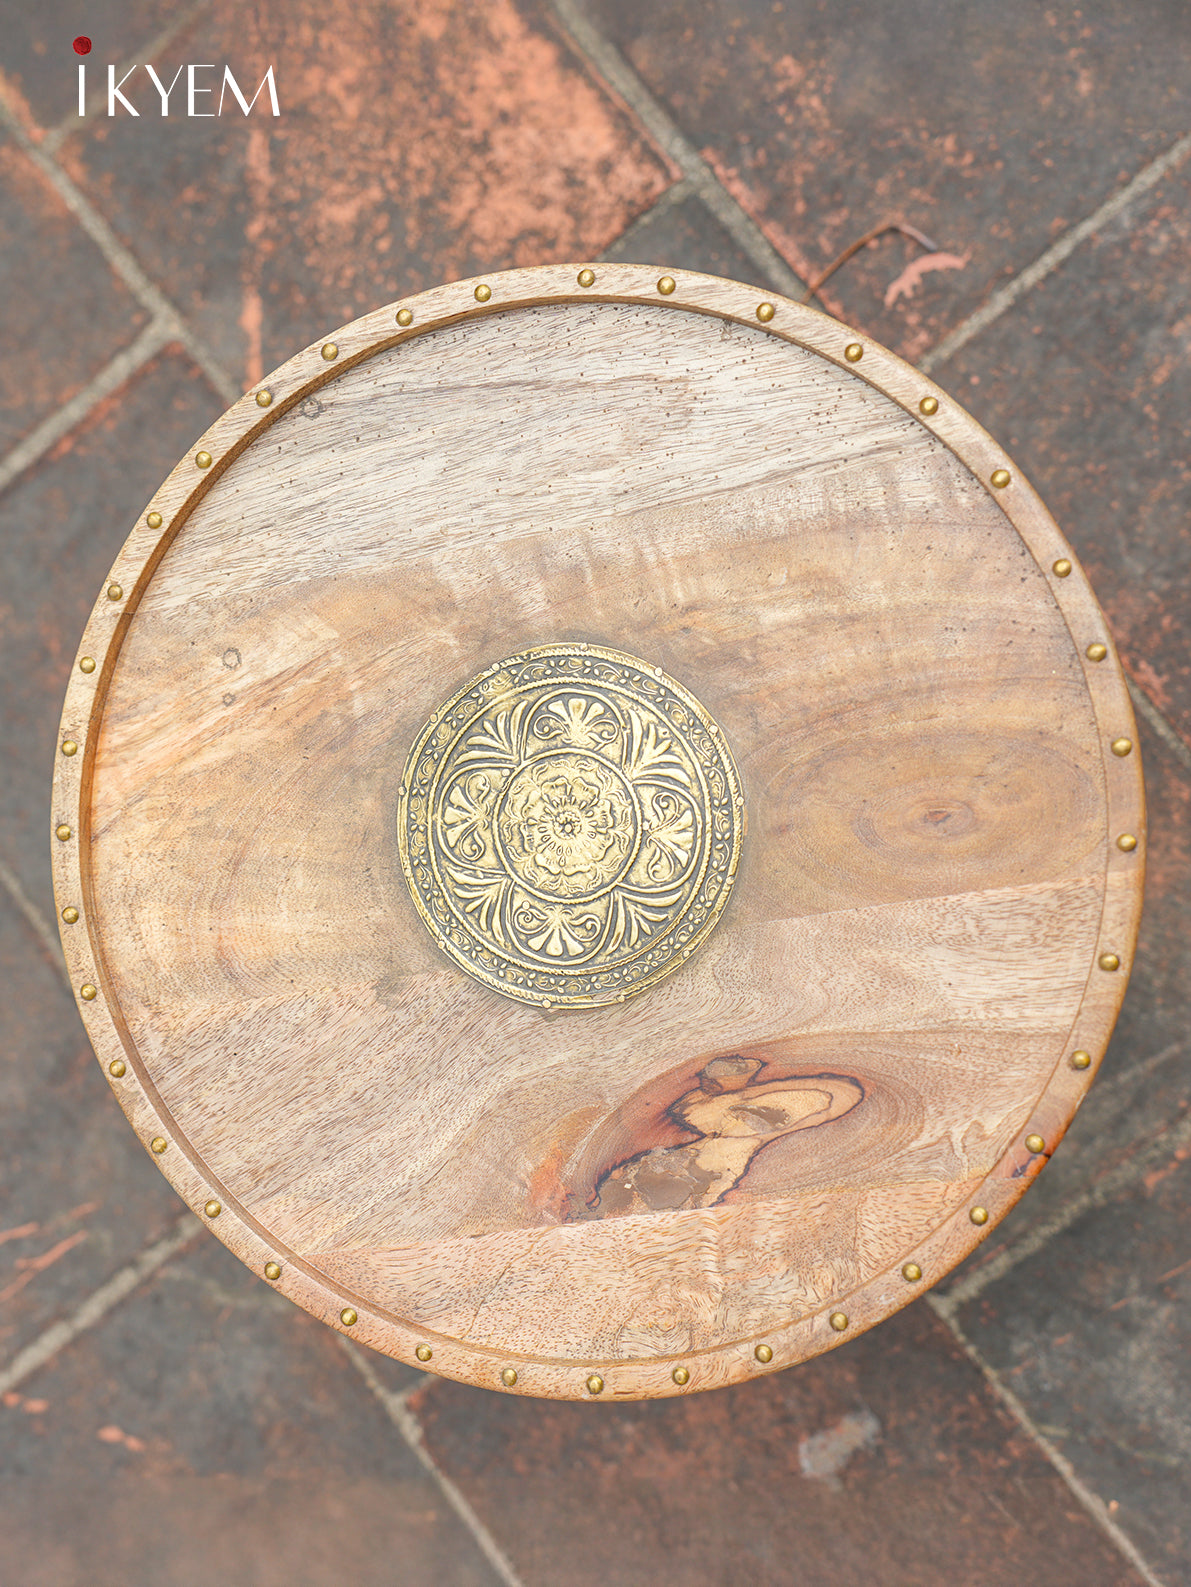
top-left (53, 266), bottom-right (1144, 1399)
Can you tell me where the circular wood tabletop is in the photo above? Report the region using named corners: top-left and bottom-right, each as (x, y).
top-left (53, 266), bottom-right (1144, 1400)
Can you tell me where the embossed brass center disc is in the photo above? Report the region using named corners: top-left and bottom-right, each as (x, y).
top-left (398, 645), bottom-right (743, 1008)
top-left (57, 265), bottom-right (1143, 1401)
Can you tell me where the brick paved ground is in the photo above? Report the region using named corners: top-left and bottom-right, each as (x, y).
top-left (1, 4), bottom-right (1188, 1584)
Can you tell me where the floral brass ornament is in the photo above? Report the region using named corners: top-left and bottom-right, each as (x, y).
top-left (398, 645), bottom-right (744, 1008)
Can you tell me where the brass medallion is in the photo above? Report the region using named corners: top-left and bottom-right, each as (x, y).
top-left (398, 645), bottom-right (744, 1008)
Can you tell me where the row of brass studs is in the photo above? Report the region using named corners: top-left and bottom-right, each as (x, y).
top-left (192, 303), bottom-right (418, 472)
top-left (752, 1307), bottom-right (852, 1371)
top-left (103, 1128), bottom-right (1075, 1387)
top-left (262, 1255), bottom-right (359, 1325)
top-left (961, 1133), bottom-right (1050, 1231)
top-left (178, 277), bottom-right (1145, 577)
top-left (113, 1116), bottom-right (1061, 1384)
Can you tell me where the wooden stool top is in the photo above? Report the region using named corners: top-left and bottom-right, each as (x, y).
top-left (54, 266), bottom-right (1144, 1399)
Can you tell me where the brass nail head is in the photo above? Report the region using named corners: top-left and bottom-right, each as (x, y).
top-left (321, 343), bottom-right (338, 361)
top-left (255, 389), bottom-right (272, 408)
top-left (396, 308), bottom-right (414, 326)
top-left (107, 583), bottom-right (123, 601)
top-left (577, 269), bottom-right (595, 288)
top-left (657, 275), bottom-right (676, 296)
top-left (150, 1136), bottom-right (167, 1154)
top-left (61, 906), bottom-right (79, 924)
top-left (195, 451), bottom-right (212, 469)
top-left (415, 1343), bottom-right (432, 1362)
top-left (918, 395), bottom-right (939, 416)
top-left (61, 740), bottom-right (77, 757)
top-left (1111, 737), bottom-right (1133, 757)
top-left (672, 1366), bottom-right (690, 1385)
top-left (146, 511), bottom-right (163, 529)
top-left (501, 1367), bottom-right (518, 1387)
top-left (264, 1261), bottom-right (281, 1280)
top-left (1117, 833), bottom-right (1138, 852)
top-left (754, 1343), bottom-right (773, 1364)
top-left (1099, 952), bottom-right (1121, 972)
top-left (991, 468), bottom-right (1011, 489)
top-left (204, 1200), bottom-right (221, 1218)
top-left (970, 1206), bottom-right (989, 1226)
top-left (1052, 558), bottom-right (1072, 577)
top-left (341, 1308), bottom-right (358, 1327)
top-left (756, 301), bottom-right (776, 322)
top-left (1025, 1134), bottom-right (1045, 1154)
top-left (108, 1059), bottom-right (126, 1077)
top-left (1071, 1049), bottom-right (1092, 1070)
top-left (56, 824), bottom-right (72, 841)
top-left (79, 656), bottom-right (96, 673)
top-left (844, 342), bottom-right (863, 362)
top-left (474, 284), bottom-right (492, 303)
top-left (902, 1262), bottom-right (922, 1282)
top-left (80, 983), bottom-right (97, 1000)
top-left (1086, 642), bottom-right (1108, 662)
top-left (830, 1312), bottom-right (849, 1332)
top-left (586, 1374), bottom-right (604, 1395)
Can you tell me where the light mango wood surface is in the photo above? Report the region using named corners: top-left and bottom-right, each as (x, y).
top-left (53, 267), bottom-right (1144, 1398)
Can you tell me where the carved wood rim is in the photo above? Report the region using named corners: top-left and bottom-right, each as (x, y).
top-left (52, 264), bottom-right (1146, 1399)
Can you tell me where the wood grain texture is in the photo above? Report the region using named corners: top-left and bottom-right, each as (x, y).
top-left (52, 266), bottom-right (1144, 1398)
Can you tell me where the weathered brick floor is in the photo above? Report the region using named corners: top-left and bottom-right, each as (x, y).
top-left (2, 5), bottom-right (1188, 1583)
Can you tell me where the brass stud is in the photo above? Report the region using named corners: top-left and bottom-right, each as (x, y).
top-left (264, 1261), bottom-right (281, 1281)
top-left (150, 1137), bottom-right (167, 1154)
top-left (321, 343), bottom-right (338, 361)
top-left (754, 1343), bottom-right (773, 1364)
top-left (1052, 558), bottom-right (1072, 577)
top-left (396, 308), bottom-right (414, 326)
top-left (756, 302), bottom-right (776, 322)
top-left (79, 657), bottom-right (96, 673)
top-left (830, 1312), bottom-right (849, 1332)
top-left (80, 983), bottom-right (96, 1000)
top-left (991, 468), bottom-right (1011, 489)
top-left (340, 1308), bottom-right (358, 1327)
top-left (56, 824), bottom-right (72, 841)
top-left (106, 583), bottom-right (123, 601)
top-left (255, 389), bottom-right (272, 408)
top-left (919, 395), bottom-right (939, 416)
top-left (474, 284), bottom-right (492, 303)
top-left (146, 511), bottom-right (163, 529)
top-left (1071, 1049), bottom-right (1092, 1070)
top-left (195, 451), bottom-right (212, 469)
top-left (1111, 737), bottom-right (1133, 757)
top-left (501, 1367), bottom-right (518, 1387)
top-left (1086, 642), bottom-right (1108, 662)
top-left (657, 275), bottom-right (676, 296)
top-left (61, 740), bottom-right (77, 757)
top-left (586, 1374), bottom-right (604, 1395)
top-left (577, 269), bottom-right (595, 288)
top-left (902, 1262), bottom-right (922, 1283)
top-left (1117, 833), bottom-right (1138, 852)
top-left (204, 1200), bottom-right (221, 1218)
top-left (970, 1206), bottom-right (989, 1226)
top-left (415, 1343), bottom-right (432, 1362)
top-left (844, 342), bottom-right (863, 362)
top-left (61, 906), bottom-right (79, 924)
top-left (1099, 952), bottom-right (1120, 972)
top-left (672, 1366), bottom-right (690, 1386)
top-left (1025, 1134), bottom-right (1045, 1154)
top-left (108, 1059), bottom-right (126, 1078)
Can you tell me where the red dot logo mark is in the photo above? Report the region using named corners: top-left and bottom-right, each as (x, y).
top-left (73, 36), bottom-right (92, 55)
